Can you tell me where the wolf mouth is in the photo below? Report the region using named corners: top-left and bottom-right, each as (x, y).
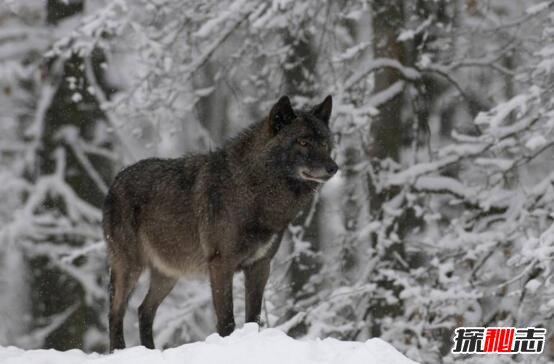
top-left (300, 171), bottom-right (327, 183)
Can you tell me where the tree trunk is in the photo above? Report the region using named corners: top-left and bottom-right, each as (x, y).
top-left (281, 28), bottom-right (321, 336)
top-left (27, 0), bottom-right (113, 351)
top-left (371, 0), bottom-right (406, 161)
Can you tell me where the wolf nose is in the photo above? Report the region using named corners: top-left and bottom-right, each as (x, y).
top-left (326, 164), bottom-right (338, 176)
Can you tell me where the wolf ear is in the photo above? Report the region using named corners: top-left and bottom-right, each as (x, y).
top-left (269, 95), bottom-right (296, 134)
top-left (312, 95), bottom-right (333, 125)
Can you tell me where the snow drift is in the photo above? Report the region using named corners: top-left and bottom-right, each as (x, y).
top-left (0, 324), bottom-right (416, 364)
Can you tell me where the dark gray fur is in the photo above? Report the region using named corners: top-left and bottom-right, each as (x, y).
top-left (104, 95), bottom-right (338, 351)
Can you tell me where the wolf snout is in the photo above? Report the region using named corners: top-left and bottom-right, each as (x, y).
top-left (298, 162), bottom-right (338, 183)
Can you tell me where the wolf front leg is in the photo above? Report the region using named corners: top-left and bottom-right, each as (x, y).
top-left (209, 257), bottom-right (236, 336)
top-left (244, 258), bottom-right (270, 325)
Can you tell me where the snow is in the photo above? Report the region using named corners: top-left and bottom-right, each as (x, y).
top-left (474, 157), bottom-right (513, 171)
top-left (526, 134), bottom-right (547, 150)
top-left (397, 17), bottom-right (432, 42)
top-left (525, 279), bottom-right (541, 294)
top-left (526, 1), bottom-right (551, 14)
top-left (412, 176), bottom-right (475, 201)
top-left (71, 92), bottom-right (83, 103)
top-left (385, 156), bottom-right (458, 185)
top-left (474, 94), bottom-right (527, 130)
top-left (0, 324), bottom-right (416, 364)
top-left (344, 58), bottom-right (420, 90)
top-left (3, 0), bottom-right (554, 361)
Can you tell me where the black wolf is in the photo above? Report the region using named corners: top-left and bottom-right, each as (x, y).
top-left (103, 95), bottom-right (338, 351)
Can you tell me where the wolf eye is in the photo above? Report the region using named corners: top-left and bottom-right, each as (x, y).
top-left (298, 139), bottom-right (308, 147)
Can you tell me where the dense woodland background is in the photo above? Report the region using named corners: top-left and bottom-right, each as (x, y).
top-left (1, 0), bottom-right (553, 362)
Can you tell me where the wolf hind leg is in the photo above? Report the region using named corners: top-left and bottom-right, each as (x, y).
top-left (138, 268), bottom-right (177, 349)
top-left (109, 261), bottom-right (143, 352)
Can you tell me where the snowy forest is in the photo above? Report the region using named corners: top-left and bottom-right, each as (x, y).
top-left (0, 0), bottom-right (553, 362)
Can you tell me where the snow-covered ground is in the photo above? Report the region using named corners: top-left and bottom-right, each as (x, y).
top-left (0, 324), bottom-right (416, 364)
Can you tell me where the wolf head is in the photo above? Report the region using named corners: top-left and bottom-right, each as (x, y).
top-left (265, 95), bottom-right (338, 185)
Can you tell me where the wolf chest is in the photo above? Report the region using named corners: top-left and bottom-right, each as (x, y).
top-left (243, 234), bottom-right (279, 265)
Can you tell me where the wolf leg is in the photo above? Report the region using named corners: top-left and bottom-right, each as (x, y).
top-left (208, 258), bottom-right (235, 336)
top-left (109, 264), bottom-right (142, 352)
top-left (138, 269), bottom-right (177, 349)
top-left (243, 259), bottom-right (270, 325)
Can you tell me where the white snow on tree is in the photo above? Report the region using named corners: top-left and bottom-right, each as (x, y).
top-left (0, 0), bottom-right (553, 363)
